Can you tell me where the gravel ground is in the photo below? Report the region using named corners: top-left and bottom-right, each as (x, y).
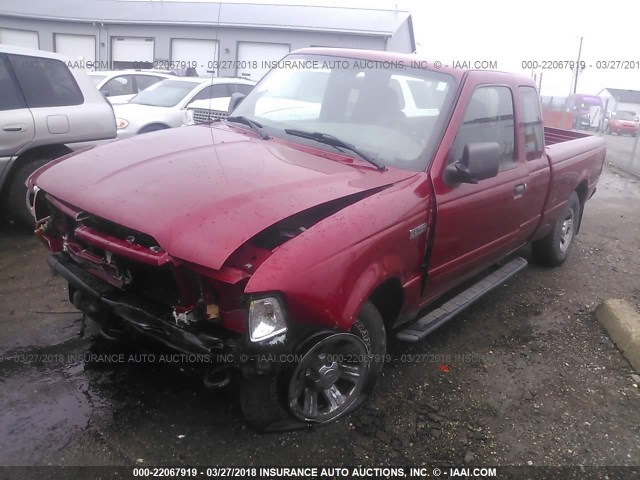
top-left (0, 159), bottom-right (639, 471)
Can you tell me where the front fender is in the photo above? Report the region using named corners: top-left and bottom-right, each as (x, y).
top-left (245, 173), bottom-right (434, 331)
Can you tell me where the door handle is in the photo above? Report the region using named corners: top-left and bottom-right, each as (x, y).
top-left (2, 124), bottom-right (25, 132)
top-left (513, 183), bottom-right (527, 198)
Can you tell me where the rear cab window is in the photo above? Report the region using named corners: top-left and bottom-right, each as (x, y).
top-left (7, 54), bottom-right (84, 108)
top-left (519, 86), bottom-right (544, 159)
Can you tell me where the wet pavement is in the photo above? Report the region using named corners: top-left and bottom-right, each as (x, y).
top-left (0, 164), bottom-right (639, 469)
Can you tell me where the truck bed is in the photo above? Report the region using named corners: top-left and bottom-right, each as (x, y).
top-left (544, 126), bottom-right (605, 168)
top-left (544, 126), bottom-right (590, 145)
top-left (538, 126), bottom-right (606, 238)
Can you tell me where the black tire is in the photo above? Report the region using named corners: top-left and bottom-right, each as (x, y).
top-left (532, 192), bottom-right (580, 267)
top-left (239, 373), bottom-right (293, 432)
top-left (349, 301), bottom-right (387, 390)
top-left (239, 301), bottom-right (386, 431)
top-left (6, 158), bottom-right (51, 228)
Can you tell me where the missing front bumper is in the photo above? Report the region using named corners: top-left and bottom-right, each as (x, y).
top-left (47, 253), bottom-right (230, 356)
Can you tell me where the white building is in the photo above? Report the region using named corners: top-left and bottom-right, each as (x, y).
top-left (598, 88), bottom-right (640, 115)
top-left (0, 0), bottom-right (415, 80)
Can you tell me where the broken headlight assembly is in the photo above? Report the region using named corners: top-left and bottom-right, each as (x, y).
top-left (248, 296), bottom-right (287, 342)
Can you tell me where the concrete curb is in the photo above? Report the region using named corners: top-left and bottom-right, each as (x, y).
top-left (595, 299), bottom-right (640, 372)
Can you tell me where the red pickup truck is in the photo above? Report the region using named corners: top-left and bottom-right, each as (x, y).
top-left (27, 48), bottom-right (605, 430)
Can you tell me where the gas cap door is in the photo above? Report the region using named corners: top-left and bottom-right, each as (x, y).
top-left (47, 115), bottom-right (70, 134)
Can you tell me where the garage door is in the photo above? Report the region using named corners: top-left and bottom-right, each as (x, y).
top-left (0, 28), bottom-right (38, 49)
top-left (111, 37), bottom-right (154, 69)
top-left (55, 34), bottom-right (95, 66)
top-left (171, 39), bottom-right (218, 76)
top-left (237, 42), bottom-right (290, 82)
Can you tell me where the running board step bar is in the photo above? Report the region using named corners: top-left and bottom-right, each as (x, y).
top-left (396, 257), bottom-right (528, 343)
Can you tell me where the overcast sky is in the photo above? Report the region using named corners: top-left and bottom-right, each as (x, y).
top-left (138, 0), bottom-right (640, 96)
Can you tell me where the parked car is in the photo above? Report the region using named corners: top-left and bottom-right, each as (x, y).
top-left (88, 70), bottom-right (174, 105)
top-left (114, 77), bottom-right (255, 137)
top-left (185, 97), bottom-right (237, 125)
top-left (605, 110), bottom-right (639, 136)
top-left (28, 48), bottom-right (605, 431)
top-left (0, 45), bottom-right (116, 227)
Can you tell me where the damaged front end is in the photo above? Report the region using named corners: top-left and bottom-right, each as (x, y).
top-left (31, 190), bottom-right (257, 383)
top-left (29, 187), bottom-right (377, 385)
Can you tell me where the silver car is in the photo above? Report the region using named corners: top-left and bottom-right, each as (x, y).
top-left (0, 45), bottom-right (116, 226)
top-left (114, 77), bottom-right (255, 138)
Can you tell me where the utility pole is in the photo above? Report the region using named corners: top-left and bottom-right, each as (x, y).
top-left (572, 36), bottom-right (583, 94)
top-left (538, 72), bottom-right (543, 92)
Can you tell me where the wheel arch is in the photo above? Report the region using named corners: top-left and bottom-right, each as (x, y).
top-left (1, 144), bottom-right (72, 193)
top-left (340, 259), bottom-right (407, 333)
top-left (574, 179), bottom-right (588, 233)
top-left (367, 277), bottom-right (404, 331)
top-left (139, 123), bottom-right (170, 133)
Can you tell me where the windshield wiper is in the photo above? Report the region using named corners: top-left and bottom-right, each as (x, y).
top-left (283, 129), bottom-right (385, 171)
top-left (226, 115), bottom-right (271, 140)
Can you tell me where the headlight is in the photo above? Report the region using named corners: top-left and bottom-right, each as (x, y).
top-left (185, 109), bottom-right (195, 126)
top-left (116, 118), bottom-right (129, 129)
top-left (248, 297), bottom-right (287, 342)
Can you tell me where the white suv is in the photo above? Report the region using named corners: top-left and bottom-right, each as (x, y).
top-left (88, 70), bottom-right (175, 104)
top-left (0, 45), bottom-right (116, 226)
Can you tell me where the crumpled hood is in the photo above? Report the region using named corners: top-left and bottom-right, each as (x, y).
top-left (35, 124), bottom-right (416, 270)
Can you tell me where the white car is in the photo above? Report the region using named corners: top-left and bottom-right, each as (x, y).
top-left (114, 77), bottom-right (255, 138)
top-left (88, 70), bottom-right (175, 104)
top-left (185, 97), bottom-right (235, 125)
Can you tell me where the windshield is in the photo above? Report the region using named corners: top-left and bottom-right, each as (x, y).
top-left (231, 54), bottom-right (456, 171)
top-left (89, 74), bottom-right (106, 86)
top-left (130, 79), bottom-right (201, 107)
top-left (613, 111), bottom-right (636, 121)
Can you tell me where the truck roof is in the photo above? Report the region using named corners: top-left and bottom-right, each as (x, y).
top-left (291, 47), bottom-right (535, 85)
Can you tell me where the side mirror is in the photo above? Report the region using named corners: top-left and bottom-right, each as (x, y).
top-left (228, 93), bottom-right (246, 114)
top-left (445, 142), bottom-right (501, 185)
top-left (100, 89), bottom-right (110, 98)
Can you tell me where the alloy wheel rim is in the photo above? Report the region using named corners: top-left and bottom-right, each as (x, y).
top-left (559, 209), bottom-right (574, 253)
top-left (288, 333), bottom-right (369, 423)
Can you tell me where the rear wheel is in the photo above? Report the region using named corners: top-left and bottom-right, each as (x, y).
top-left (532, 192), bottom-right (580, 267)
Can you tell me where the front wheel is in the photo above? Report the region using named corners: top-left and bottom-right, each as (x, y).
top-left (239, 301), bottom-right (386, 430)
top-left (532, 192), bottom-right (580, 267)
